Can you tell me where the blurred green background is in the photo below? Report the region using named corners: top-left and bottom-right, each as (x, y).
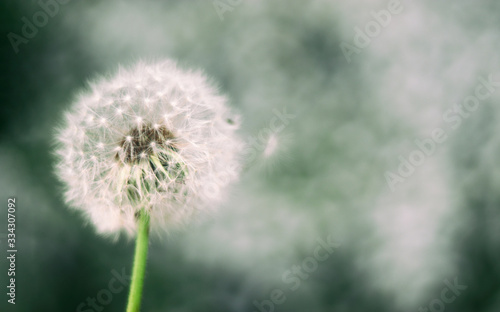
top-left (1, 0), bottom-right (500, 311)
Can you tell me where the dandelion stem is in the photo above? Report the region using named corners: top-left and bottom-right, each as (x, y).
top-left (126, 208), bottom-right (150, 312)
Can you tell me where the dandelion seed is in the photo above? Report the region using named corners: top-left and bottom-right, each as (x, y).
top-left (263, 133), bottom-right (278, 158)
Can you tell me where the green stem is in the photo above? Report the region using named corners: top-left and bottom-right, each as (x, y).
top-left (126, 209), bottom-right (150, 312)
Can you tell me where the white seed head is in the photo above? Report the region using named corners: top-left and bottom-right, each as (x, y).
top-left (55, 60), bottom-right (243, 237)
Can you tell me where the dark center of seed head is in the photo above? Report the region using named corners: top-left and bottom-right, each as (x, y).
top-left (116, 124), bottom-right (177, 164)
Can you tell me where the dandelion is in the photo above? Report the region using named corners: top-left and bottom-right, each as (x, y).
top-left (54, 60), bottom-right (243, 311)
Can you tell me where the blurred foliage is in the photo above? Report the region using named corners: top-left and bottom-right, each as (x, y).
top-left (1, 0), bottom-right (500, 311)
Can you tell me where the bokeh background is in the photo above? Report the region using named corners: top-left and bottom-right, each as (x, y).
top-left (1, 0), bottom-right (500, 311)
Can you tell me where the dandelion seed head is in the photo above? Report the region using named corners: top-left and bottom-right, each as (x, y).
top-left (55, 60), bottom-right (244, 237)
